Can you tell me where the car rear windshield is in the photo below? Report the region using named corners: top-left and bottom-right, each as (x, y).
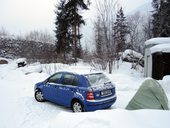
top-left (85, 73), bottom-right (110, 86)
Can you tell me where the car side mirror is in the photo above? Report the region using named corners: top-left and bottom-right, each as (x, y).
top-left (44, 79), bottom-right (49, 84)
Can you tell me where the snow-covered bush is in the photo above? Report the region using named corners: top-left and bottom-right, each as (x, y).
top-left (122, 49), bottom-right (144, 67)
top-left (41, 63), bottom-right (69, 75)
top-left (18, 63), bottom-right (42, 74)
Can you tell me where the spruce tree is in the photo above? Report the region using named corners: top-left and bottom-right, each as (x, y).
top-left (152, 0), bottom-right (170, 37)
top-left (54, 0), bottom-right (71, 63)
top-left (113, 7), bottom-right (129, 53)
top-left (160, 0), bottom-right (170, 37)
top-left (54, 0), bottom-right (90, 63)
top-left (65, 0), bottom-right (90, 62)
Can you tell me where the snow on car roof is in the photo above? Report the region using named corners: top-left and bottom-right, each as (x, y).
top-left (150, 43), bottom-right (170, 54)
top-left (56, 70), bottom-right (103, 76)
top-left (145, 37), bottom-right (170, 46)
top-left (82, 72), bottom-right (104, 76)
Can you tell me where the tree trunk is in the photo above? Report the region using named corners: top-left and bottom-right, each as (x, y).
top-left (108, 60), bottom-right (113, 74)
top-left (74, 5), bottom-right (77, 63)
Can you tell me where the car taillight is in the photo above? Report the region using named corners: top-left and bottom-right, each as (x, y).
top-left (86, 91), bottom-right (94, 100)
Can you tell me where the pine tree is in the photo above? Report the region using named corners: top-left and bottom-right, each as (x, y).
top-left (113, 7), bottom-right (129, 53)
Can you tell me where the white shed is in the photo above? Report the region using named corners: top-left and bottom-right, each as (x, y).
top-left (144, 37), bottom-right (170, 80)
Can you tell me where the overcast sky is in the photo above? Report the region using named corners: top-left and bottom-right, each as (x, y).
top-left (0, 0), bottom-right (152, 36)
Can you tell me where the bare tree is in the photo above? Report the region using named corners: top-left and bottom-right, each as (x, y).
top-left (94, 0), bottom-right (118, 73)
top-left (25, 30), bottom-right (55, 44)
top-left (142, 15), bottom-right (153, 41)
top-left (0, 29), bottom-right (57, 63)
top-left (127, 12), bottom-right (143, 52)
top-left (0, 26), bottom-right (9, 37)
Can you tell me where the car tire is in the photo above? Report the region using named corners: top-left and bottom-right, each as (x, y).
top-left (72, 100), bottom-right (84, 112)
top-left (35, 90), bottom-right (45, 102)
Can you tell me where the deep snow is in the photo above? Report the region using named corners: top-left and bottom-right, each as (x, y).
top-left (0, 60), bottom-right (170, 128)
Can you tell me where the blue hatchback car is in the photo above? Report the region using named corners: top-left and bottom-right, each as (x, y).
top-left (34, 71), bottom-right (116, 112)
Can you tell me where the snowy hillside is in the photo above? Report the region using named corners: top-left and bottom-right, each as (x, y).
top-left (0, 60), bottom-right (170, 128)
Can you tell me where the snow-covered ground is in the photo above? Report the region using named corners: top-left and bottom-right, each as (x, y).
top-left (0, 60), bottom-right (170, 128)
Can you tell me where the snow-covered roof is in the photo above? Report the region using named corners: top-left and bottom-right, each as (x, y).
top-left (0, 57), bottom-right (9, 61)
top-left (145, 37), bottom-right (170, 46)
top-left (16, 58), bottom-right (27, 63)
top-left (150, 43), bottom-right (170, 54)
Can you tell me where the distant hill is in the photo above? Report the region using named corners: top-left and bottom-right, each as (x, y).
top-left (0, 36), bottom-right (55, 62)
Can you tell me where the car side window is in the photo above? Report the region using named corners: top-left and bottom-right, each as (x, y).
top-left (62, 74), bottom-right (78, 86)
top-left (48, 73), bottom-right (62, 84)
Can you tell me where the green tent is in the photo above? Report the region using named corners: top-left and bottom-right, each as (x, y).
top-left (126, 78), bottom-right (169, 110)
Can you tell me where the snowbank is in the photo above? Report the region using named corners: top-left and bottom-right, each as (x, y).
top-left (159, 75), bottom-right (170, 94)
top-left (145, 37), bottom-right (170, 46)
top-left (150, 44), bottom-right (170, 54)
top-left (1, 60), bottom-right (170, 128)
top-left (45, 109), bottom-right (170, 128)
top-left (41, 62), bottom-right (96, 75)
top-left (18, 64), bottom-right (42, 74)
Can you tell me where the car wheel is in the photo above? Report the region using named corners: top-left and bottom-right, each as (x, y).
top-left (35, 90), bottom-right (45, 102)
top-left (72, 101), bottom-right (84, 112)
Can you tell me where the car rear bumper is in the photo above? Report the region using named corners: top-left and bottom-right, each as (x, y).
top-left (84, 95), bottom-right (117, 111)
